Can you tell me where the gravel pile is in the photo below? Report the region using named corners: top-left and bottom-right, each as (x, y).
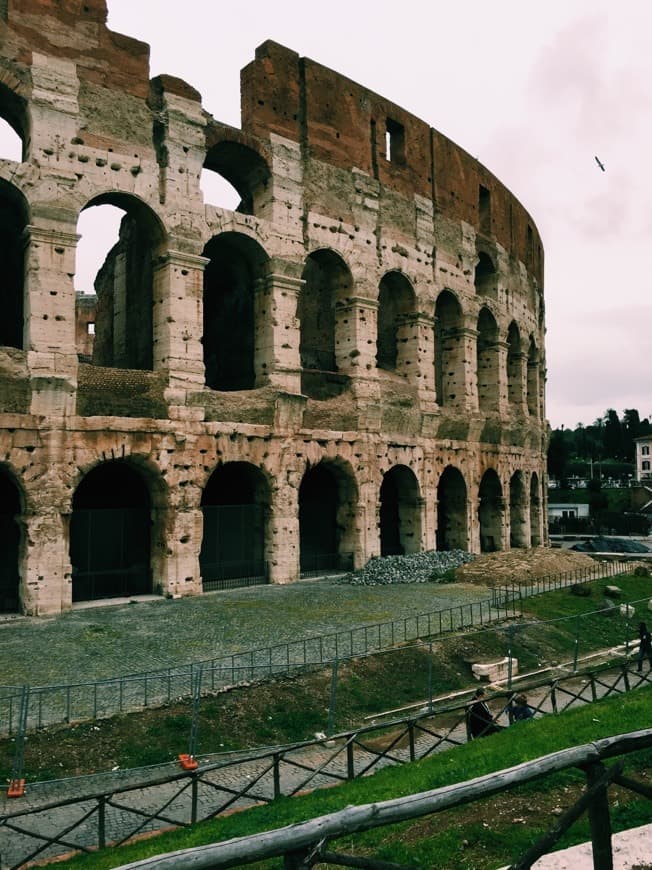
top-left (338, 550), bottom-right (475, 585)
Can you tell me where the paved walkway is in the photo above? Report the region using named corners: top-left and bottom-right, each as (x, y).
top-left (0, 578), bottom-right (492, 688)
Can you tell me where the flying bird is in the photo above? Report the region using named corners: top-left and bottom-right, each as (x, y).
top-left (594, 155), bottom-right (605, 171)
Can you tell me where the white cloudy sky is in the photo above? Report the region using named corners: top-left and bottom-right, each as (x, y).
top-left (3, 0), bottom-right (651, 429)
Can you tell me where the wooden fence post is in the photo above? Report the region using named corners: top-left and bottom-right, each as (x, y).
top-left (585, 761), bottom-right (613, 870)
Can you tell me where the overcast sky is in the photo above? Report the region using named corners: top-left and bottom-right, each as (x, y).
top-left (2, 0), bottom-right (651, 430)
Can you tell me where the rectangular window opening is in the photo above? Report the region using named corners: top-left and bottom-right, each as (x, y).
top-left (385, 118), bottom-right (405, 164)
top-left (87, 322), bottom-right (95, 336)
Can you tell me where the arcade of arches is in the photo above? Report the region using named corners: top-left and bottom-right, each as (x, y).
top-left (0, 458), bottom-right (544, 612)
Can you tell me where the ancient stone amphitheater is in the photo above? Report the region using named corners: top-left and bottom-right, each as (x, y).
top-left (0, 0), bottom-right (547, 616)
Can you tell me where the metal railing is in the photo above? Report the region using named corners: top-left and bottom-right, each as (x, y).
top-left (0, 560), bottom-right (631, 735)
top-left (1, 661), bottom-right (650, 869)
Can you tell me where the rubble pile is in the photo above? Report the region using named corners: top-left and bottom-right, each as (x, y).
top-left (339, 550), bottom-right (475, 586)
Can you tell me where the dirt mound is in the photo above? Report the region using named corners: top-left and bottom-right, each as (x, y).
top-left (453, 546), bottom-right (597, 586)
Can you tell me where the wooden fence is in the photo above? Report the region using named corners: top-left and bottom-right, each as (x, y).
top-left (1, 661), bottom-right (650, 869)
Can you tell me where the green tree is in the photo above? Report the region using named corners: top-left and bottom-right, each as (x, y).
top-left (603, 408), bottom-right (623, 459)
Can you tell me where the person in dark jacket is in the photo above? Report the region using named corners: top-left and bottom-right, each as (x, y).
top-left (637, 622), bottom-right (652, 672)
top-left (468, 687), bottom-right (501, 738)
top-left (510, 693), bottom-right (535, 722)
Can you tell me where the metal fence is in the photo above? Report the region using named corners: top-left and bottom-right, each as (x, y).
top-left (1, 661), bottom-right (650, 869)
top-left (0, 559), bottom-right (632, 735)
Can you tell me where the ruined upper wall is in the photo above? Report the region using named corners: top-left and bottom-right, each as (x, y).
top-left (242, 40), bottom-right (543, 284)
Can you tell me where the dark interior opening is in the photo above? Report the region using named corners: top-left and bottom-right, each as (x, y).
top-left (0, 469), bottom-right (20, 612)
top-left (0, 181), bottom-right (27, 349)
top-left (437, 466), bottom-right (467, 551)
top-left (299, 463), bottom-right (339, 573)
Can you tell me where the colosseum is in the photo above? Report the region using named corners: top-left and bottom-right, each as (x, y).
top-left (0, 0), bottom-right (547, 616)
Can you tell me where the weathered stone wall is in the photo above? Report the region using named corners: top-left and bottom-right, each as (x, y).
top-left (0, 0), bottom-right (548, 616)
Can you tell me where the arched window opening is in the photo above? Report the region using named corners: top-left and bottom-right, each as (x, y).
top-left (474, 251), bottom-right (497, 298)
top-left (0, 82), bottom-right (28, 162)
top-left (476, 307), bottom-right (499, 412)
top-left (203, 141), bottom-right (271, 216)
top-left (530, 473), bottom-right (541, 546)
top-left (380, 465), bottom-right (421, 556)
top-left (200, 462), bottom-right (269, 589)
top-left (376, 271), bottom-right (415, 373)
top-left (77, 196), bottom-right (165, 370)
top-left (0, 468), bottom-right (21, 613)
top-left (0, 180), bottom-right (28, 349)
top-left (479, 469), bottom-right (503, 553)
top-left (70, 461), bottom-right (152, 602)
top-left (0, 117), bottom-right (22, 162)
top-left (434, 290), bottom-right (463, 407)
top-left (203, 232), bottom-right (266, 391)
top-left (527, 336), bottom-right (539, 417)
top-left (200, 169), bottom-right (241, 212)
top-left (507, 322), bottom-right (523, 408)
top-left (437, 466), bottom-right (468, 551)
top-left (299, 461), bottom-right (356, 576)
top-left (299, 250), bottom-right (352, 399)
top-left (509, 471), bottom-right (528, 548)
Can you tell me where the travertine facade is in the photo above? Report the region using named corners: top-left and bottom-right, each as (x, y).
top-left (0, 0), bottom-right (547, 616)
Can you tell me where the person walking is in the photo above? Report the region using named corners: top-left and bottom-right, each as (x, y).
top-left (467, 687), bottom-right (501, 738)
top-left (637, 621), bottom-right (652, 672)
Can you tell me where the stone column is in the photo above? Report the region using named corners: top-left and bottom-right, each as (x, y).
top-left (422, 488), bottom-right (438, 551)
top-left (152, 250), bottom-right (208, 400)
top-left (254, 272), bottom-right (303, 393)
top-left (508, 349), bottom-right (528, 415)
top-left (267, 469), bottom-right (300, 584)
top-left (22, 507), bottom-right (69, 616)
top-left (397, 312), bottom-right (436, 399)
top-left (156, 505), bottom-right (204, 598)
top-left (23, 224), bottom-right (79, 417)
top-left (335, 296), bottom-right (378, 375)
top-left (436, 322), bottom-right (478, 412)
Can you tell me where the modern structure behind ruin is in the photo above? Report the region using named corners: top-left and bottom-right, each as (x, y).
top-left (0, 0), bottom-right (547, 616)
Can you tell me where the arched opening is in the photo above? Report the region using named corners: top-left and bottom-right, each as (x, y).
top-left (474, 251), bottom-right (497, 299)
top-left (530, 472), bottom-right (541, 546)
top-left (476, 307), bottom-right (499, 412)
top-left (380, 465), bottom-right (421, 556)
top-left (78, 195), bottom-right (165, 370)
top-left (436, 466), bottom-right (468, 551)
top-left (0, 180), bottom-right (28, 349)
top-left (434, 290), bottom-right (463, 407)
top-left (0, 117), bottom-right (22, 162)
top-left (200, 462), bottom-right (269, 589)
top-left (376, 271), bottom-right (415, 372)
top-left (299, 250), bottom-right (353, 398)
top-left (478, 469), bottom-right (503, 552)
top-left (507, 321), bottom-right (523, 408)
top-left (203, 140), bottom-right (271, 216)
top-left (70, 461), bottom-right (152, 602)
top-left (299, 461), bottom-right (357, 576)
top-left (509, 471), bottom-right (528, 548)
top-left (0, 468), bottom-right (21, 613)
top-left (0, 81), bottom-right (28, 162)
top-left (202, 232), bottom-right (267, 391)
top-left (527, 336), bottom-right (539, 417)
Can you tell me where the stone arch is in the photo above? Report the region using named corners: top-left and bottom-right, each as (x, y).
top-left (509, 470), bottom-right (528, 548)
top-left (379, 464), bottom-right (421, 556)
top-left (376, 270), bottom-right (415, 373)
top-left (202, 231), bottom-right (269, 391)
top-left (0, 465), bottom-right (23, 613)
top-left (200, 462), bottom-right (270, 587)
top-left (0, 179), bottom-right (28, 349)
top-left (203, 129), bottom-right (272, 216)
top-left (79, 192), bottom-right (167, 371)
top-left (69, 460), bottom-right (155, 602)
top-left (474, 251), bottom-right (497, 299)
top-left (527, 335), bottom-right (540, 417)
top-left (530, 472), bottom-right (542, 546)
top-left (298, 459), bottom-right (358, 575)
top-left (478, 468), bottom-right (503, 552)
top-left (507, 321), bottom-right (523, 408)
top-left (436, 466), bottom-right (468, 551)
top-left (299, 249), bottom-right (353, 398)
top-left (434, 290), bottom-right (464, 407)
top-left (477, 306), bottom-right (499, 412)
